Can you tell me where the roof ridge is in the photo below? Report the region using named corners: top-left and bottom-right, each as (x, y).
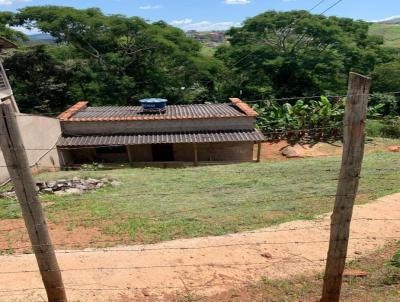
top-left (229, 98), bottom-right (258, 117)
top-left (84, 103), bottom-right (230, 108)
top-left (58, 101), bottom-right (88, 120)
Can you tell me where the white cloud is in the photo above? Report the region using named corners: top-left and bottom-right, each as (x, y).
top-left (139, 5), bottom-right (161, 10)
top-left (224, 0), bottom-right (250, 5)
top-left (170, 19), bottom-right (241, 31)
top-left (372, 15), bottom-right (400, 23)
top-left (0, 0), bottom-right (29, 5)
top-left (11, 26), bottom-right (41, 35)
top-left (171, 18), bottom-right (193, 25)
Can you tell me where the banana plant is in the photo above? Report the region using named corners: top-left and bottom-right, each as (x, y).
top-left (254, 96), bottom-right (345, 144)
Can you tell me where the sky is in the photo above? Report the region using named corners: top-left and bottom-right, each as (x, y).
top-left (1, 0), bottom-right (400, 32)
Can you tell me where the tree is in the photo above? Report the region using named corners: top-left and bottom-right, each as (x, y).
top-left (3, 46), bottom-right (72, 113)
top-left (370, 61), bottom-right (400, 116)
top-left (216, 11), bottom-right (397, 100)
top-left (12, 6), bottom-right (224, 107)
top-left (372, 60), bottom-right (400, 93)
top-left (0, 12), bottom-right (27, 43)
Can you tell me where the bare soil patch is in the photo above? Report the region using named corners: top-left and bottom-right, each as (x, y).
top-left (0, 219), bottom-right (116, 253)
top-left (257, 139), bottom-right (398, 160)
top-left (203, 242), bottom-right (400, 302)
top-left (0, 193), bottom-right (399, 301)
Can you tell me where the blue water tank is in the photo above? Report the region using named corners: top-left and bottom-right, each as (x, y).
top-left (139, 98), bottom-right (168, 111)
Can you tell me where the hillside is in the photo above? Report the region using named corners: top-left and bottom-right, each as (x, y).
top-left (376, 17), bottom-right (400, 25)
top-left (22, 33), bottom-right (56, 46)
top-left (370, 23), bottom-right (400, 48)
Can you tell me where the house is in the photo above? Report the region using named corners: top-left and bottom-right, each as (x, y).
top-left (0, 37), bottom-right (62, 184)
top-left (56, 98), bottom-right (265, 166)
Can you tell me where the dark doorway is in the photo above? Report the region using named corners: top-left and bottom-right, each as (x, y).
top-left (152, 144), bottom-right (174, 161)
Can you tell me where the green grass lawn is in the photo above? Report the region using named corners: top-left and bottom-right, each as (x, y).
top-left (1, 151), bottom-right (399, 244)
top-left (370, 23), bottom-right (400, 48)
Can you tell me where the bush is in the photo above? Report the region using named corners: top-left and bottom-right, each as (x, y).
top-left (368, 93), bottom-right (399, 117)
top-left (390, 248), bottom-right (400, 268)
top-left (367, 118), bottom-right (400, 138)
top-left (254, 96), bottom-right (344, 144)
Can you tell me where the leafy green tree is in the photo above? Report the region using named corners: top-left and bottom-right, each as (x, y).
top-left (0, 12), bottom-right (27, 43)
top-left (372, 61), bottom-right (400, 93)
top-left (12, 6), bottom-right (224, 107)
top-left (216, 11), bottom-right (397, 100)
top-left (3, 46), bottom-right (72, 113)
top-left (371, 61), bottom-right (400, 116)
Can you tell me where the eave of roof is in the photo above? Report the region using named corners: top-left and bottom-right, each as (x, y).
top-left (57, 130), bottom-right (266, 147)
top-left (58, 98), bottom-right (258, 122)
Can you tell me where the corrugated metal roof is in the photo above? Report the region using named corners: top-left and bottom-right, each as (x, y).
top-left (57, 130), bottom-right (265, 147)
top-left (69, 104), bottom-right (247, 120)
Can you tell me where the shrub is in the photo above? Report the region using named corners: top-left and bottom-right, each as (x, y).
top-left (254, 96), bottom-right (344, 144)
top-left (368, 93), bottom-right (399, 117)
top-left (390, 248), bottom-right (400, 268)
top-left (367, 118), bottom-right (400, 138)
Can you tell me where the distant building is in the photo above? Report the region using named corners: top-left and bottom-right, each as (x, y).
top-left (56, 98), bottom-right (265, 166)
top-left (186, 30), bottom-right (226, 47)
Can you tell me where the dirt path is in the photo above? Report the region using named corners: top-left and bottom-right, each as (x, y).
top-left (1, 193), bottom-right (400, 302)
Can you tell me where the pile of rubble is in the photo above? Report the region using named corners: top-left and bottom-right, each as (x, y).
top-left (0, 177), bottom-right (121, 198)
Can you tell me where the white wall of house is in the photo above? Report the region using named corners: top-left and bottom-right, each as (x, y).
top-left (0, 114), bottom-right (62, 184)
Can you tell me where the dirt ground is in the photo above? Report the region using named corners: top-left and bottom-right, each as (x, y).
top-left (258, 139), bottom-right (399, 160)
top-left (0, 193), bottom-right (399, 302)
top-left (0, 219), bottom-right (118, 252)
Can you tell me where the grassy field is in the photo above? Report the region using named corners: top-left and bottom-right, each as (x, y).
top-left (370, 23), bottom-right (400, 48)
top-left (0, 150), bottom-right (399, 244)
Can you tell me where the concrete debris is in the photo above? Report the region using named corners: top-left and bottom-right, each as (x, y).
top-left (0, 177), bottom-right (120, 198)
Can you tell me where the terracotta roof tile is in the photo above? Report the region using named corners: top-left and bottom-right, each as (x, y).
top-left (58, 99), bottom-right (257, 122)
top-left (57, 101), bottom-right (88, 121)
top-left (229, 98), bottom-right (258, 117)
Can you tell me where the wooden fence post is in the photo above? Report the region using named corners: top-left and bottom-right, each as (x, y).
top-left (320, 72), bottom-right (371, 302)
top-left (0, 102), bottom-right (68, 302)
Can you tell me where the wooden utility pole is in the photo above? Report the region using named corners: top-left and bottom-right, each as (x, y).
top-left (321, 73), bottom-right (371, 302)
top-left (0, 102), bottom-right (67, 302)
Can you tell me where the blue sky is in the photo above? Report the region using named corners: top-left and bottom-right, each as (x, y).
top-left (2, 0), bottom-right (400, 31)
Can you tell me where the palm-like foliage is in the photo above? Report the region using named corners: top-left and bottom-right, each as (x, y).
top-left (255, 96), bottom-right (344, 144)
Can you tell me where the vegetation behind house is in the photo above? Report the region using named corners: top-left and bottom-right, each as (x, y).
top-left (0, 7), bottom-right (399, 143)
